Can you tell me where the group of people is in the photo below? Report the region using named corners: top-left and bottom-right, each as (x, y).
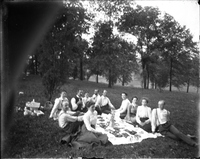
top-left (49, 89), bottom-right (198, 148)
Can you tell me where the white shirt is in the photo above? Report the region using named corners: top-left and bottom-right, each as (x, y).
top-left (83, 110), bottom-right (98, 133)
top-left (92, 94), bottom-right (101, 106)
top-left (136, 105), bottom-right (152, 124)
top-left (151, 108), bottom-right (170, 132)
top-left (118, 98), bottom-right (130, 114)
top-left (82, 97), bottom-right (91, 106)
top-left (95, 96), bottom-right (114, 108)
top-left (58, 110), bottom-right (78, 128)
top-left (49, 97), bottom-right (69, 119)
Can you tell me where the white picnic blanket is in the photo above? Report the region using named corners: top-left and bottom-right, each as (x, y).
top-left (96, 112), bottom-right (162, 145)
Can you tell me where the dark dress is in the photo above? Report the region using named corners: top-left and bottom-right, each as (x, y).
top-left (61, 111), bottom-right (111, 149)
top-left (72, 124), bottom-right (110, 148)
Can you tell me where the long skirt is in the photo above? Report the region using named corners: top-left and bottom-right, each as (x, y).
top-left (71, 124), bottom-right (111, 149)
top-left (120, 110), bottom-right (127, 119)
top-left (137, 117), bottom-right (151, 132)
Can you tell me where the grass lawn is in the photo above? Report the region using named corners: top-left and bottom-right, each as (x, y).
top-left (2, 75), bottom-right (199, 158)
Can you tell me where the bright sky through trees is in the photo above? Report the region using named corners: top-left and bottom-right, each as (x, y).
top-left (136, 0), bottom-right (199, 42)
top-left (82, 0), bottom-right (199, 43)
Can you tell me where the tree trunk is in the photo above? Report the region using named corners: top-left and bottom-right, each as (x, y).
top-left (96, 73), bottom-right (99, 83)
top-left (186, 79), bottom-right (190, 93)
top-left (35, 54), bottom-right (38, 75)
top-left (151, 80), bottom-right (154, 89)
top-left (169, 58), bottom-right (173, 92)
top-left (196, 78), bottom-right (199, 93)
top-left (108, 69), bottom-right (112, 88)
top-left (142, 61), bottom-right (147, 89)
top-left (155, 81), bottom-right (157, 89)
top-left (122, 75), bottom-right (125, 86)
top-left (147, 70), bottom-right (149, 89)
top-left (80, 57), bottom-right (83, 81)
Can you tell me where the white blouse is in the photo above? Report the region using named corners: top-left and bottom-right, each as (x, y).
top-left (118, 98), bottom-right (130, 114)
top-left (83, 110), bottom-right (98, 132)
top-left (136, 106), bottom-right (152, 124)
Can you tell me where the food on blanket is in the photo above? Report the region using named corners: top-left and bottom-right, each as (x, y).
top-left (108, 129), bottom-right (123, 137)
top-left (124, 129), bottom-right (137, 135)
top-left (125, 120), bottom-right (132, 124)
top-left (114, 123), bottom-right (120, 127)
top-left (113, 127), bottom-right (120, 133)
top-left (113, 133), bottom-right (123, 137)
top-left (134, 134), bottom-right (141, 140)
top-left (107, 129), bottom-right (114, 134)
top-left (98, 118), bottom-right (105, 122)
top-left (99, 123), bottom-right (107, 129)
top-left (122, 133), bottom-right (129, 138)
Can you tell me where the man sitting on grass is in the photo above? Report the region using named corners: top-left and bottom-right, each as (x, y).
top-left (92, 89), bottom-right (101, 104)
top-left (49, 91), bottom-right (69, 120)
top-left (95, 90), bottom-right (115, 115)
top-left (151, 100), bottom-right (198, 147)
top-left (71, 90), bottom-right (87, 113)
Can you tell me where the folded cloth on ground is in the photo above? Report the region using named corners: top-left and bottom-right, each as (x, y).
top-left (26, 101), bottom-right (40, 108)
top-left (33, 109), bottom-right (44, 116)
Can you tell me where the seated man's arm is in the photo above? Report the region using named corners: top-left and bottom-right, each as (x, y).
top-left (125, 104), bottom-right (131, 120)
top-left (71, 98), bottom-right (78, 111)
top-left (119, 101), bottom-right (128, 114)
top-left (95, 96), bottom-right (101, 107)
top-left (108, 98), bottom-right (115, 110)
top-left (49, 99), bottom-right (59, 118)
top-left (151, 109), bottom-right (157, 133)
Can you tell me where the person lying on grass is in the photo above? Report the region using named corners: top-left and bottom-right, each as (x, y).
top-left (135, 97), bottom-right (152, 132)
top-left (125, 96), bottom-right (138, 125)
top-left (73, 100), bottom-right (111, 148)
top-left (49, 91), bottom-right (69, 120)
top-left (95, 90), bottom-right (115, 115)
top-left (151, 100), bottom-right (198, 147)
top-left (116, 92), bottom-right (131, 120)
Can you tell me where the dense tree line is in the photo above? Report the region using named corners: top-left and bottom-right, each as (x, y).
top-left (25, 0), bottom-right (199, 99)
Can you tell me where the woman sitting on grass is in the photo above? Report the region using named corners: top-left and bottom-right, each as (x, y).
top-left (73, 100), bottom-right (111, 148)
top-left (125, 96), bottom-right (138, 125)
top-left (58, 100), bottom-right (83, 131)
top-left (136, 97), bottom-right (152, 132)
top-left (117, 92), bottom-right (131, 119)
top-left (151, 100), bottom-right (198, 147)
top-left (49, 91), bottom-right (69, 120)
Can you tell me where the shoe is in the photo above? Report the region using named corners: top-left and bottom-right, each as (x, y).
top-left (187, 134), bottom-right (198, 141)
top-left (193, 143), bottom-right (199, 147)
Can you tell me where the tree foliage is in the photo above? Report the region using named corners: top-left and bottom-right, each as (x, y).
top-left (39, 1), bottom-right (90, 100)
top-left (29, 0), bottom-right (199, 93)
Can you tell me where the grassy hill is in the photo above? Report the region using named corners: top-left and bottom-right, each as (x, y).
top-left (2, 75), bottom-right (199, 158)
